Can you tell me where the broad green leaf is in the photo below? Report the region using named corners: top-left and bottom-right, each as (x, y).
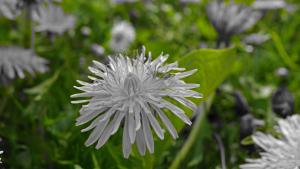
top-left (25, 70), bottom-right (61, 101)
top-left (178, 48), bottom-right (237, 102)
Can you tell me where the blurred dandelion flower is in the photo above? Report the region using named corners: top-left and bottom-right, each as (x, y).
top-left (0, 46), bottom-right (48, 79)
top-left (90, 44), bottom-right (105, 57)
top-left (252, 0), bottom-right (287, 10)
top-left (243, 33), bottom-right (269, 46)
top-left (111, 0), bottom-right (137, 4)
top-left (240, 114), bottom-right (300, 169)
top-left (34, 4), bottom-right (76, 35)
top-left (71, 47), bottom-right (201, 158)
top-left (180, 0), bottom-right (201, 4)
top-left (0, 150), bottom-right (2, 163)
top-left (109, 21), bottom-right (135, 53)
top-left (81, 26), bottom-right (91, 37)
top-left (0, 0), bottom-right (19, 19)
top-left (206, 1), bottom-right (262, 47)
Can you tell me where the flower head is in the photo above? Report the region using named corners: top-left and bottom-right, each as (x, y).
top-left (243, 33), bottom-right (269, 46)
top-left (180, 0), bottom-right (201, 4)
top-left (0, 150), bottom-right (3, 163)
top-left (110, 0), bottom-right (137, 4)
top-left (71, 47), bottom-right (201, 158)
top-left (0, 0), bottom-right (19, 19)
top-left (34, 4), bottom-right (76, 35)
top-left (206, 1), bottom-right (262, 41)
top-left (240, 114), bottom-right (300, 169)
top-left (109, 21), bottom-right (135, 53)
top-left (0, 46), bottom-right (48, 79)
top-left (252, 0), bottom-right (287, 10)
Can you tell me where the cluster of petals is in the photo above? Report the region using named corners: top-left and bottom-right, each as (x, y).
top-left (71, 47), bottom-right (201, 158)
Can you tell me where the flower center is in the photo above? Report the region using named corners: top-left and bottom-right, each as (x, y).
top-left (123, 73), bottom-right (142, 98)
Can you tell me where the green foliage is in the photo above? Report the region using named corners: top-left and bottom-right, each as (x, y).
top-left (179, 48), bottom-right (237, 101)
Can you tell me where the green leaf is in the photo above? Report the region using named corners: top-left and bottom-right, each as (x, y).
top-left (241, 136), bottom-right (254, 145)
top-left (25, 70), bottom-right (61, 101)
top-left (178, 48), bottom-right (237, 102)
top-left (271, 31), bottom-right (298, 70)
top-left (92, 153), bottom-right (101, 169)
top-left (74, 164), bottom-right (84, 169)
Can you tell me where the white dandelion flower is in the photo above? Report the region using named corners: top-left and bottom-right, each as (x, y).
top-left (109, 21), bottom-right (135, 53)
top-left (0, 0), bottom-right (20, 20)
top-left (180, 0), bottom-right (201, 4)
top-left (206, 1), bottom-right (262, 43)
top-left (90, 44), bottom-right (105, 57)
top-left (240, 114), bottom-right (300, 169)
top-left (252, 0), bottom-right (287, 10)
top-left (0, 150), bottom-right (2, 163)
top-left (71, 47), bottom-right (201, 158)
top-left (110, 0), bottom-right (137, 4)
top-left (0, 46), bottom-right (48, 79)
top-left (243, 33), bottom-right (269, 46)
top-left (34, 4), bottom-right (76, 35)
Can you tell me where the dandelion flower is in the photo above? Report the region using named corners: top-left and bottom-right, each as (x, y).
top-left (90, 44), bottom-right (105, 57)
top-left (0, 0), bottom-right (19, 19)
top-left (0, 46), bottom-right (48, 79)
top-left (243, 33), bottom-right (269, 46)
top-left (206, 1), bottom-right (262, 46)
top-left (180, 0), bottom-right (201, 4)
top-left (71, 47), bottom-right (201, 158)
top-left (240, 114), bottom-right (300, 169)
top-left (252, 0), bottom-right (287, 10)
top-left (34, 4), bottom-right (76, 35)
top-left (109, 21), bottom-right (135, 53)
top-left (0, 150), bottom-right (3, 163)
top-left (110, 0), bottom-right (137, 4)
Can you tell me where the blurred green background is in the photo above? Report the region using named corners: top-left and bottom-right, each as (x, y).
top-left (1, 0), bottom-right (300, 168)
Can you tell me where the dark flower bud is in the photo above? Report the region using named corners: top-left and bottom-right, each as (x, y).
top-left (271, 86), bottom-right (294, 118)
top-left (233, 91), bottom-right (251, 117)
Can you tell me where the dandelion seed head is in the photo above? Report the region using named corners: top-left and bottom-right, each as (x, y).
top-left (240, 114), bottom-right (300, 169)
top-left (71, 47), bottom-right (201, 158)
top-left (0, 46), bottom-right (48, 79)
top-left (109, 21), bottom-right (135, 53)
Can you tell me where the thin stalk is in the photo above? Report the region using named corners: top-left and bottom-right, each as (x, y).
top-left (24, 4), bottom-right (35, 51)
top-left (169, 95), bottom-right (215, 169)
top-left (213, 133), bottom-right (227, 169)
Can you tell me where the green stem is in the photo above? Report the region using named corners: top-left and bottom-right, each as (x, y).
top-left (169, 95), bottom-right (215, 169)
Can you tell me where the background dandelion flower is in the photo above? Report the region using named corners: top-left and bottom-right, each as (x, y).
top-left (206, 1), bottom-right (262, 46)
top-left (0, 0), bottom-right (19, 20)
top-left (0, 46), bottom-right (48, 79)
top-left (109, 21), bottom-right (135, 53)
top-left (0, 150), bottom-right (3, 163)
top-left (240, 114), bottom-right (300, 169)
top-left (71, 47), bottom-right (201, 158)
top-left (34, 4), bottom-right (76, 35)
